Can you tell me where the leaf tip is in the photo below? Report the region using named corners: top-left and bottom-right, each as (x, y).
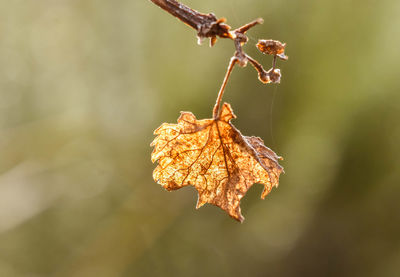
top-left (219, 102), bottom-right (236, 122)
top-left (196, 193), bottom-right (207, 209)
top-left (178, 111), bottom-right (197, 123)
top-left (231, 212), bottom-right (244, 223)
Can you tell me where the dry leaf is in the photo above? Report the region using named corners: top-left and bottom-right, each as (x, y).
top-left (257, 39), bottom-right (288, 60)
top-left (151, 103), bottom-right (283, 222)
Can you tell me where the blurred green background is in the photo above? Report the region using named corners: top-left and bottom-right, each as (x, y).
top-left (0, 0), bottom-right (399, 276)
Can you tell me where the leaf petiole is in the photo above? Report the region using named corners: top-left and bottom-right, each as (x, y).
top-left (213, 57), bottom-right (237, 119)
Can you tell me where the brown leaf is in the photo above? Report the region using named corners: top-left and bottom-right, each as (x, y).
top-left (151, 103), bottom-right (283, 222)
top-left (257, 39), bottom-right (288, 60)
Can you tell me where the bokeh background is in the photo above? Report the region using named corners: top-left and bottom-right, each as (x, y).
top-left (1, 0), bottom-right (399, 276)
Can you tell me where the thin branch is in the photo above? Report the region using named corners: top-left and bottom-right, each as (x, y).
top-left (149, 0), bottom-right (232, 44)
top-left (246, 55), bottom-right (269, 83)
top-left (234, 18), bottom-right (264, 34)
top-left (149, 0), bottom-right (288, 110)
top-left (149, 0), bottom-right (211, 30)
top-left (247, 55), bottom-right (282, 84)
top-left (213, 57), bottom-right (237, 119)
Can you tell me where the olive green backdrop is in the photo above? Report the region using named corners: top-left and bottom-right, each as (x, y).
top-left (0, 0), bottom-right (399, 276)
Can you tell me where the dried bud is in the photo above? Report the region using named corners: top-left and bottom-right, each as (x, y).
top-left (267, 68), bottom-right (281, 83)
top-left (257, 40), bottom-right (288, 60)
top-left (257, 68), bottom-right (281, 84)
top-left (257, 69), bottom-right (270, 83)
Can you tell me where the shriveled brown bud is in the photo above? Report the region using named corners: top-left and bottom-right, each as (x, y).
top-left (257, 39), bottom-right (288, 60)
top-left (257, 68), bottom-right (281, 84)
top-left (267, 68), bottom-right (281, 83)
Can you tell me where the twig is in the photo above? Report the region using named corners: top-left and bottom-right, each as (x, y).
top-left (213, 57), bottom-right (237, 119)
top-left (149, 0), bottom-right (288, 113)
top-left (149, 0), bottom-right (232, 45)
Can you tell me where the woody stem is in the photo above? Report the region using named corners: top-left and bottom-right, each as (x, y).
top-left (213, 57), bottom-right (237, 119)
